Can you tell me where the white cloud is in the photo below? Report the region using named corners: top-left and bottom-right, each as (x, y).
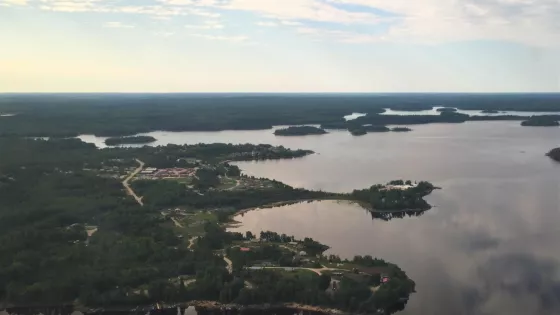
top-left (256, 21), bottom-right (278, 27)
top-left (1, 0), bottom-right (27, 6)
top-left (103, 21), bottom-right (135, 29)
top-left (153, 31), bottom-right (176, 37)
top-left (296, 26), bottom-right (383, 43)
top-left (189, 33), bottom-right (248, 42)
top-left (324, 0), bottom-right (560, 46)
top-left (185, 20), bottom-right (224, 29)
top-left (280, 20), bottom-right (302, 26)
top-left (19, 0), bottom-right (560, 46)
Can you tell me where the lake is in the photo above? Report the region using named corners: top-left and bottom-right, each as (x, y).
top-left (381, 107), bottom-right (560, 117)
top-left (79, 121), bottom-right (560, 315)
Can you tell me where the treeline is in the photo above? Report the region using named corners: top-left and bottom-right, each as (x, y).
top-left (104, 136), bottom-right (156, 146)
top-left (521, 116), bottom-right (560, 127)
top-left (105, 143), bottom-right (312, 168)
top-left (2, 94), bottom-right (560, 136)
top-left (132, 179), bottom-right (335, 210)
top-left (274, 126), bottom-right (328, 136)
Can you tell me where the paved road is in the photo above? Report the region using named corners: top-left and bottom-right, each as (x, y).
top-left (122, 159), bottom-right (145, 206)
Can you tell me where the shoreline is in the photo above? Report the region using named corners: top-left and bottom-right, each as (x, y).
top-left (229, 196), bottom-right (434, 221)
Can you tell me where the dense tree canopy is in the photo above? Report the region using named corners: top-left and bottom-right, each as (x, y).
top-left (2, 94), bottom-right (560, 137)
top-left (274, 126), bottom-right (328, 136)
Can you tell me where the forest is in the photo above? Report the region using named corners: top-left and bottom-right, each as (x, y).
top-left (2, 94), bottom-right (560, 137)
top-left (546, 148), bottom-right (560, 162)
top-left (274, 126), bottom-right (328, 136)
top-left (520, 117), bottom-right (560, 127)
top-left (0, 137), bottom-right (422, 313)
top-left (104, 136), bottom-right (157, 146)
top-left (351, 181), bottom-right (435, 211)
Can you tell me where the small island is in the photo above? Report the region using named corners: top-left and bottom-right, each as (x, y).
top-left (349, 127), bottom-right (367, 136)
top-left (351, 180), bottom-right (435, 211)
top-left (365, 125), bottom-right (391, 132)
top-left (521, 117), bottom-right (560, 127)
top-left (274, 126), bottom-right (328, 136)
top-left (546, 148), bottom-right (560, 162)
top-left (436, 107), bottom-right (457, 113)
top-left (391, 127), bottom-right (412, 132)
top-left (481, 109), bottom-right (501, 114)
top-left (348, 125), bottom-right (391, 136)
top-left (104, 135), bottom-right (157, 146)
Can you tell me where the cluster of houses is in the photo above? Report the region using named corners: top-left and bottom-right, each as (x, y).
top-left (140, 167), bottom-right (196, 178)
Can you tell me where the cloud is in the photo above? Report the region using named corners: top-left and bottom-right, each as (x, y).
top-left (103, 21), bottom-right (135, 29)
top-left (17, 0), bottom-right (560, 46)
top-left (185, 20), bottom-right (224, 29)
top-left (280, 20), bottom-right (303, 26)
top-left (296, 26), bottom-right (383, 43)
top-left (189, 33), bottom-right (248, 42)
top-left (324, 0), bottom-right (560, 46)
top-left (1, 0), bottom-right (27, 5)
top-left (256, 21), bottom-right (278, 27)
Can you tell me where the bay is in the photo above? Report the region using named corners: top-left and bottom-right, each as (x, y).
top-left (78, 121), bottom-right (560, 315)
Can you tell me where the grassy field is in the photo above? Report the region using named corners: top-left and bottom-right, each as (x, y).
top-left (165, 177), bottom-right (193, 185)
top-left (170, 211), bottom-right (218, 237)
top-left (218, 177), bottom-right (238, 190)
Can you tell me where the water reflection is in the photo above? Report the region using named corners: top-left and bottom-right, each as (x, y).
top-left (370, 209), bottom-right (426, 221)
top-left (74, 121), bottom-right (560, 315)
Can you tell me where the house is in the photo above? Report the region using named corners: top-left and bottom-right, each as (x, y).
top-left (380, 273), bottom-right (390, 284)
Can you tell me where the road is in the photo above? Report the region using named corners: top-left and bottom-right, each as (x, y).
top-left (252, 266), bottom-right (348, 275)
top-left (171, 217), bottom-right (184, 228)
top-left (223, 256), bottom-right (233, 274)
top-left (122, 159), bottom-right (145, 206)
top-left (188, 236), bottom-right (198, 249)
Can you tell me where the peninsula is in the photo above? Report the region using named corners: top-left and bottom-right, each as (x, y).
top-left (0, 137), bottom-right (426, 314)
top-left (104, 135), bottom-right (157, 146)
top-left (274, 126), bottom-right (328, 136)
top-left (546, 148), bottom-right (560, 162)
top-left (436, 107), bottom-right (457, 113)
top-left (521, 117), bottom-right (560, 127)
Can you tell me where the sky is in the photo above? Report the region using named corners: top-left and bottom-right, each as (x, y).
top-left (1, 0), bottom-right (560, 93)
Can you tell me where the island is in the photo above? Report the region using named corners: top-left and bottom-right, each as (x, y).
top-left (521, 117), bottom-right (560, 127)
top-left (104, 135), bottom-right (157, 145)
top-left (349, 126), bottom-right (367, 136)
top-left (546, 148), bottom-right (560, 162)
top-left (436, 107), bottom-right (457, 113)
top-left (274, 126), bottom-right (328, 136)
top-left (481, 109), bottom-right (501, 114)
top-left (348, 125), bottom-right (391, 136)
top-left (391, 127), bottom-right (412, 132)
top-left (0, 137), bottom-right (428, 315)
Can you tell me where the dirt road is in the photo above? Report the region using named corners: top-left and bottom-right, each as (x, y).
top-left (122, 159), bottom-right (145, 206)
top-left (223, 256), bottom-right (233, 274)
top-left (188, 236), bottom-right (198, 249)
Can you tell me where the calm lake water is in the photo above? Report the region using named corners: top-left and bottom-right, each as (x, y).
top-left (381, 107), bottom-right (560, 117)
top-left (80, 121), bottom-right (560, 315)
